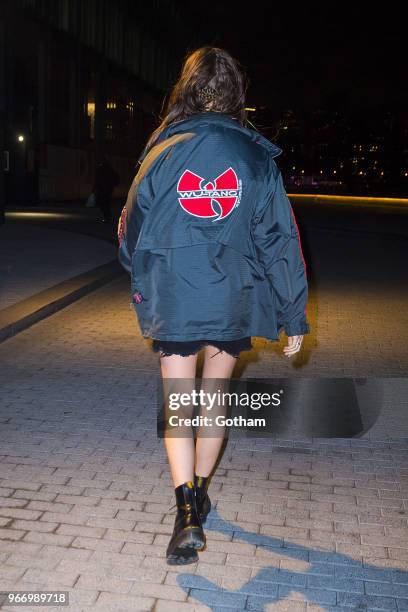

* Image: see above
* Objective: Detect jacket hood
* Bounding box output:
[142,111,283,162]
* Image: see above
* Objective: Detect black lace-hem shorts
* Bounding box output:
[151,337,253,359]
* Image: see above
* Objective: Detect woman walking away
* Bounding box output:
[117,46,311,564]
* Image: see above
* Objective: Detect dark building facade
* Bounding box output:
[0,0,196,209]
[250,107,408,197]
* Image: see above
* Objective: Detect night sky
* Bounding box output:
[183,3,406,113]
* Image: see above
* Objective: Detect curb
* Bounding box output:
[289,194,408,209]
[0,259,126,343]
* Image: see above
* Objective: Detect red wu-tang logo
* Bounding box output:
[177,167,242,221]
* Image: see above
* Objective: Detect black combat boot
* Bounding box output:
[166,480,205,565]
[194,474,211,524]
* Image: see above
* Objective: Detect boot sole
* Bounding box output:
[166,526,206,564]
[166,547,199,565]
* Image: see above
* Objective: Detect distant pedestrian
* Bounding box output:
[93,157,119,222]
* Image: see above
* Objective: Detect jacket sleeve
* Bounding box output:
[117,172,146,274]
[117,204,132,274]
[252,167,311,337]
[117,139,157,273]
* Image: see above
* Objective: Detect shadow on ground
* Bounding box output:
[176,506,407,610]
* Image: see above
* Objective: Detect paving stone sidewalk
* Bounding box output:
[0,222,117,311]
[0,268,408,611]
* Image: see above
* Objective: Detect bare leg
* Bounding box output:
[159,352,198,488]
[195,346,238,477]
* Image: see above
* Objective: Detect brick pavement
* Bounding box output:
[0,225,408,610]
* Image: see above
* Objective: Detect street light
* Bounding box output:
[17,135,25,142]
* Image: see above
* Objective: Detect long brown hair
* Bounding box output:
[144,46,249,152]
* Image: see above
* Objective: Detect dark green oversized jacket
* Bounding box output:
[118,111,310,341]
